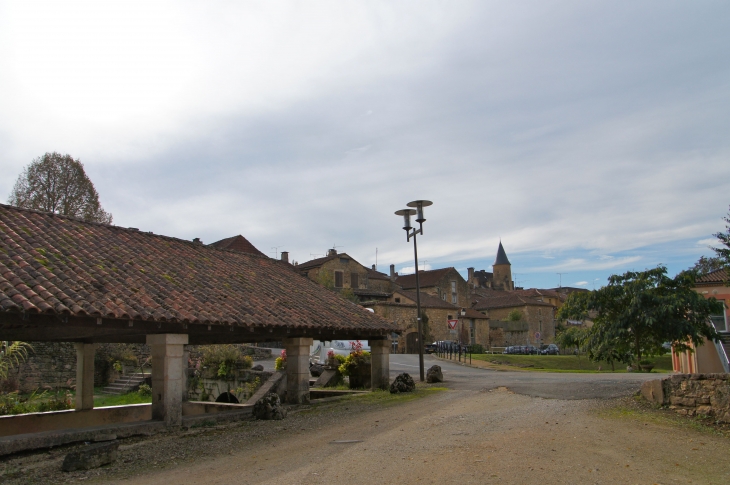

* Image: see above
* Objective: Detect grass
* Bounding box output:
[464,353,673,373]
[344,385,447,405]
[93,388,151,407]
[598,396,730,438]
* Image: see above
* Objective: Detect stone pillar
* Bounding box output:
[146,334,188,426]
[370,339,390,390]
[182,346,190,402]
[284,337,313,404]
[74,343,97,411]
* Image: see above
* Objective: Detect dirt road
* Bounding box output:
[4,385,730,484]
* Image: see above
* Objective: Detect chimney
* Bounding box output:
[193,238,202,245]
[327,248,337,256]
[468,267,474,284]
[389,264,395,281]
[372,264,376,270]
[280,251,289,264]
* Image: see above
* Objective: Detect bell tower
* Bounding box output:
[492,241,513,291]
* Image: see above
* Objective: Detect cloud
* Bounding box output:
[0,1,728,290]
[399,264,432,275]
[574,281,588,286]
[697,238,721,248]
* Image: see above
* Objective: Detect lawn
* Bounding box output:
[465,353,673,373]
[93,388,151,407]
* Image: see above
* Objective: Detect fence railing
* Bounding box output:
[709,321,730,373]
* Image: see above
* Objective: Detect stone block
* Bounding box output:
[390,373,416,394]
[62,441,119,472]
[314,369,343,388]
[641,379,665,405]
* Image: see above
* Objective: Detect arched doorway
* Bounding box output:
[406,332,419,354]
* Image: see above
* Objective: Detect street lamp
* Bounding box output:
[395,199,432,382]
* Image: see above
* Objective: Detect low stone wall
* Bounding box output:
[641,373,730,422]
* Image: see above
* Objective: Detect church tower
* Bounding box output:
[492,241,513,291]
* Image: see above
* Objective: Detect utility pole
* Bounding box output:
[556,273,564,288]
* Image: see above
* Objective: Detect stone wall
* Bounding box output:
[641,374,730,422]
[487,305,555,344]
[7,342,77,393]
[372,303,490,352]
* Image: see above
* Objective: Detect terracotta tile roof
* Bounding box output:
[208,235,266,257]
[696,268,729,286]
[393,290,459,309]
[472,292,554,311]
[513,288,566,301]
[395,268,454,289]
[462,308,488,320]
[296,253,345,271]
[367,268,390,281]
[0,204,397,333]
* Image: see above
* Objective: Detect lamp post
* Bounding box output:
[395,199,432,382]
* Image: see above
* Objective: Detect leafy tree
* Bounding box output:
[712,205,730,272]
[506,309,523,322]
[688,256,725,277]
[554,326,587,355]
[8,152,112,224]
[581,266,722,367]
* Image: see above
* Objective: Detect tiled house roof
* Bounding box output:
[472,293,554,311]
[395,268,453,289]
[296,253,342,271]
[0,204,397,335]
[394,289,459,309]
[208,235,265,257]
[513,288,566,301]
[367,268,390,281]
[696,268,729,286]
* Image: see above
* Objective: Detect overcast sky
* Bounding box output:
[1,1,728,289]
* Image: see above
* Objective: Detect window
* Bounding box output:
[470,319,475,344]
[451,281,457,304]
[351,273,359,288]
[339,257,349,264]
[452,294,457,304]
[395,297,401,303]
[442,294,447,300]
[334,271,343,288]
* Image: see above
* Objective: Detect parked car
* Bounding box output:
[524,345,539,355]
[424,343,437,354]
[540,344,560,355]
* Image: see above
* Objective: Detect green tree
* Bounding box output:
[689,255,725,276]
[506,309,523,322]
[712,206,730,273]
[8,152,112,224]
[582,266,722,367]
[554,326,587,355]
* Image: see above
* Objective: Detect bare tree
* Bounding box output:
[8,152,112,224]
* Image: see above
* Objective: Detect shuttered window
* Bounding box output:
[351,273,359,288]
[334,271,343,288]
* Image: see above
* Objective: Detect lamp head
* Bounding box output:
[394,209,417,231]
[407,200,432,224]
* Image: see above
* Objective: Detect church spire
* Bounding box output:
[494,241,510,266]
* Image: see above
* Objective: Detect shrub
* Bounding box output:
[470,344,485,354]
[137,383,152,397]
[338,342,371,377]
[201,345,253,378]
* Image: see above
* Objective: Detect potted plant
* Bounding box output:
[639,359,654,372]
[338,341,371,389]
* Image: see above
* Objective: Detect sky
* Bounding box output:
[1,1,728,290]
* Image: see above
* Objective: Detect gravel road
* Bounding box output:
[2,357,728,484]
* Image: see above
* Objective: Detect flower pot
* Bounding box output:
[348,364,372,389]
[640,365,654,372]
